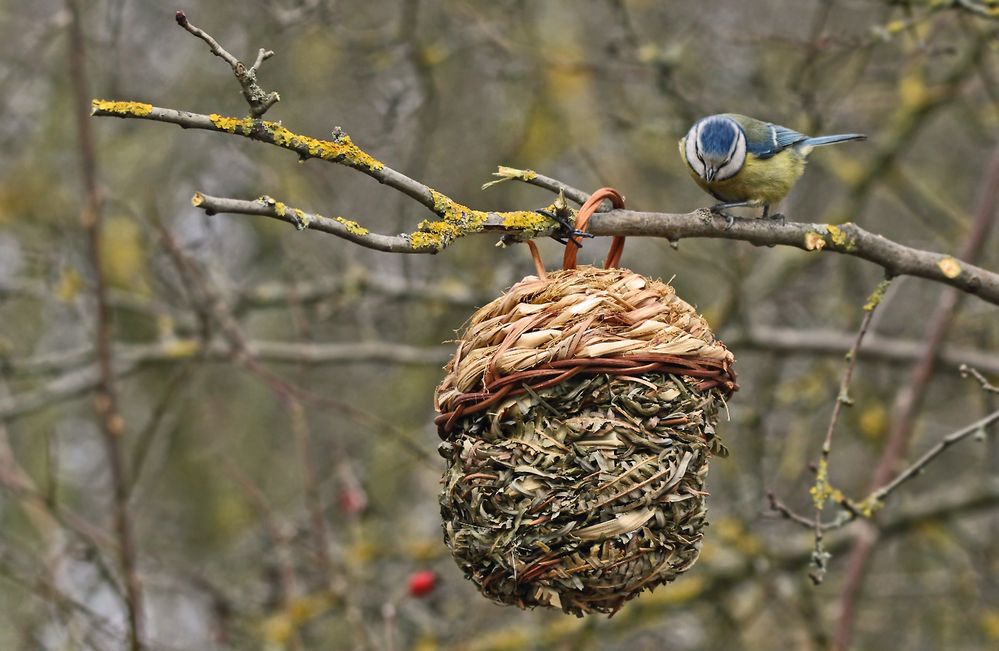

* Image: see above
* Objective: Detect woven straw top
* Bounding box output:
[436,266,734,413]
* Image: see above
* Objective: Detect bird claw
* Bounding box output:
[709,207,739,230]
[765,212,786,225]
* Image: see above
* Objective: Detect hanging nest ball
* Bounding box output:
[434,234,738,615]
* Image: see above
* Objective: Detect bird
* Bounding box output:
[678,113,865,225]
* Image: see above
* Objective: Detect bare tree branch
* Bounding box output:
[192,193,558,253]
[834,139,999,651]
[727,327,999,376]
[960,364,999,393]
[807,278,891,585]
[587,209,999,306]
[66,2,143,646]
[174,11,279,117]
[768,408,999,534]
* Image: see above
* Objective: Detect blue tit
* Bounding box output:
[678,114,865,223]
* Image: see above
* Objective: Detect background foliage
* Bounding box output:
[0,1,997,649]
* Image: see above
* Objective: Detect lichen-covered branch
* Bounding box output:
[91,99,999,303]
[585,209,999,306]
[91,102,561,251]
[807,278,891,585]
[191,193,560,253]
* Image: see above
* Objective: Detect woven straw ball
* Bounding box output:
[435,266,736,616]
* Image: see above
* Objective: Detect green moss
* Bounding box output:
[335,216,368,236]
[91,99,153,117]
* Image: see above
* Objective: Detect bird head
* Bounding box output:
[683,115,747,182]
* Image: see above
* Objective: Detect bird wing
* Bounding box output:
[747,123,809,160]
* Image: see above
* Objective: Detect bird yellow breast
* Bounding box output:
[678,137,807,206]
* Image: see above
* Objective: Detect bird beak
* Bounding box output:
[704,167,717,182]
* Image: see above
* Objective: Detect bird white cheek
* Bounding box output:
[715,137,746,181]
[684,134,705,177]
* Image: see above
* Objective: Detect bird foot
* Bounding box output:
[709,207,740,230]
[765,212,786,225]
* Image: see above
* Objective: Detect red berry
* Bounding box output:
[407,570,437,597]
[337,489,367,516]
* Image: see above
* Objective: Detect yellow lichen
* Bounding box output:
[809,458,845,509]
[91,99,153,117]
[863,278,892,311]
[273,201,287,217]
[260,121,384,171]
[209,113,254,135]
[291,208,311,230]
[824,223,858,252]
[826,224,847,247]
[335,216,369,236]
[409,190,488,250]
[852,495,884,518]
[500,209,553,231]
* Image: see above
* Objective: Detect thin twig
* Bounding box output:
[768,408,999,537]
[960,364,999,394]
[868,408,999,504]
[174,11,279,117]
[807,278,891,585]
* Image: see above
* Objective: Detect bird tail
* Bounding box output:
[802,133,866,148]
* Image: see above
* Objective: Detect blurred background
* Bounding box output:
[0,1,997,649]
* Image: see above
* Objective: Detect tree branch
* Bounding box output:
[191,193,558,253]
[768,408,999,534]
[92,101,999,303]
[807,278,891,584]
[174,11,279,117]
[727,327,999,375]
[66,2,143,647]
[586,209,999,306]
[0,340,451,421]
[835,139,999,650]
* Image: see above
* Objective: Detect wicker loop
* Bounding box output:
[562,187,627,270]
